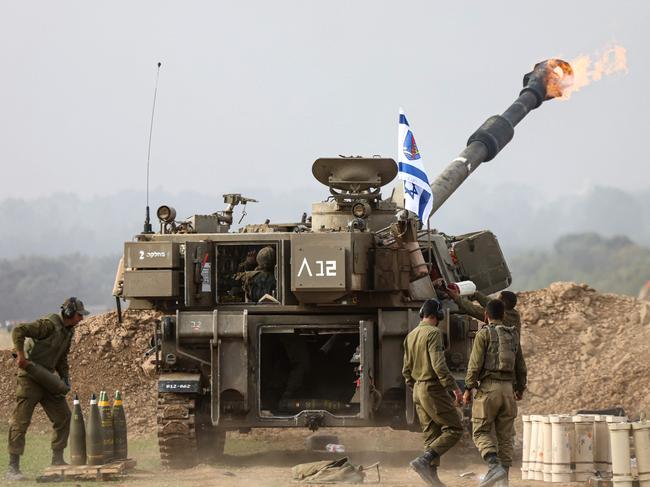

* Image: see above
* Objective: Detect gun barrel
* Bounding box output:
[428,59,573,217]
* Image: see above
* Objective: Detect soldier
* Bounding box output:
[448,289,520,331]
[403,299,463,487]
[227,249,258,300]
[242,246,277,302]
[6,297,88,481]
[237,249,258,272]
[463,299,527,487]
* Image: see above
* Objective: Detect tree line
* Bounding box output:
[508,233,650,296]
[0,254,119,322]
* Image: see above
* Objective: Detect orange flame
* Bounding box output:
[559,44,628,99]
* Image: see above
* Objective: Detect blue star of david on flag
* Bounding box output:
[404,182,418,198]
[397,108,433,221]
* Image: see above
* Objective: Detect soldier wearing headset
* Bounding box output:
[6,297,89,481]
[403,299,463,487]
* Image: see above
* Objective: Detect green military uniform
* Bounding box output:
[9,313,73,456]
[242,246,277,303]
[237,251,257,272]
[402,322,463,464]
[465,320,527,466]
[243,270,276,302]
[451,292,521,331]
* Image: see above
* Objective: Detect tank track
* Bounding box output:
[157,393,198,469]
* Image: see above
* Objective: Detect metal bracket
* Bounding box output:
[305,413,325,432]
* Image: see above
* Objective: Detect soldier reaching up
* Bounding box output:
[448,289,521,331]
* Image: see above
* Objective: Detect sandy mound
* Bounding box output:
[517,282,650,418]
[1,282,649,436]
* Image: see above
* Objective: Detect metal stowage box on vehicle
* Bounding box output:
[124,242,180,269]
[123,270,180,297]
[452,231,511,295]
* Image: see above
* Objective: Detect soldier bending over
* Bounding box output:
[6,297,88,481]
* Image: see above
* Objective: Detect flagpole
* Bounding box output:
[426,216,433,272]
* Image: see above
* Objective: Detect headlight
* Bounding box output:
[156,205,177,223]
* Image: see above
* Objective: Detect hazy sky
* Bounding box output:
[0,1,648,203]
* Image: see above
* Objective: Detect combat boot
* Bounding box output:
[51,449,68,466]
[479,453,506,487]
[409,451,447,486]
[6,453,25,481]
[494,466,509,486]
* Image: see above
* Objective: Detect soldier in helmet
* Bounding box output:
[6,297,89,481]
[403,299,464,487]
[463,299,527,487]
[228,249,258,300]
[448,289,520,331]
[242,246,277,302]
[238,249,258,273]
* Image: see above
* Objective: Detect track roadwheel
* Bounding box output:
[157,393,198,469]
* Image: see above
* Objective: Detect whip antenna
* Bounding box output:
[143,61,162,234]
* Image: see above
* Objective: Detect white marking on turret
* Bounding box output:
[297,257,313,277]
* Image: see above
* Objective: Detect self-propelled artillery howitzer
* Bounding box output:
[113,59,574,468]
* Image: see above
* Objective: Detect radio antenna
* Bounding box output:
[143,61,162,234]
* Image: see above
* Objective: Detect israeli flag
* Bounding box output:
[398,108,433,222]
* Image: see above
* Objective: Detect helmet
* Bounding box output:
[256,246,276,271]
[61,297,90,318]
[419,299,444,321]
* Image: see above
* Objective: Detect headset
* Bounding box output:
[419,299,445,321]
[61,297,79,319]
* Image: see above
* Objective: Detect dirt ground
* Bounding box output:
[0,330,12,349]
[120,461,564,487]
[1,423,573,486]
[110,427,573,487]
[84,427,578,487]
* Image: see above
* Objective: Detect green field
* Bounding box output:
[0,426,161,486]
[0,426,298,487]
